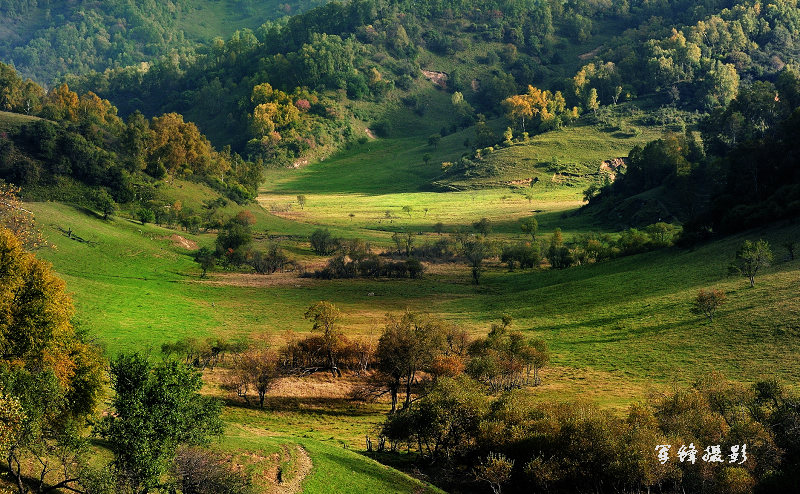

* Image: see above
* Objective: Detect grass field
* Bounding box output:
[30,199,800,393]
[0,110,41,132]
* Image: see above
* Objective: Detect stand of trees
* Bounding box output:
[0,222,233,493]
[379,374,800,493]
[588,68,800,237]
[0,193,239,493]
[0,63,260,212]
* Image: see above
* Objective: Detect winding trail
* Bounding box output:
[277,444,313,494]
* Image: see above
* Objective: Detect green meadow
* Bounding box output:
[25,115,800,492]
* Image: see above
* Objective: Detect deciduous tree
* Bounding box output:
[101,353,223,493]
[304,301,344,377]
[0,228,104,494]
[730,239,772,287]
[692,289,726,322]
[0,183,44,249]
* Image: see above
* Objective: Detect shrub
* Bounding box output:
[309,228,339,255]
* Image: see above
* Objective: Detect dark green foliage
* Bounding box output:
[500,242,540,271]
[730,239,773,287]
[194,247,216,278]
[93,188,117,220]
[591,72,800,236]
[472,217,492,237]
[100,353,223,493]
[310,228,339,255]
[382,376,487,459]
[0,0,326,84]
[466,317,549,391]
[380,374,798,493]
[313,254,424,280]
[0,63,260,209]
[136,207,155,225]
[785,241,797,261]
[463,238,489,284]
[547,228,571,269]
[620,133,694,195]
[250,243,289,274]
[376,312,460,413]
[215,212,254,266]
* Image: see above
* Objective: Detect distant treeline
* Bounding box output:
[0,0,330,83]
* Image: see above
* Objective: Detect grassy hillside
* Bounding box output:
[433,115,663,190]
[30,199,800,395]
[218,431,443,493]
[0,109,40,132]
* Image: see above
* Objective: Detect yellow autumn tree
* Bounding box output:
[503,85,572,134]
[0,227,105,491]
[0,183,45,249]
[502,94,534,133]
[41,83,80,121]
[149,113,224,177]
[78,91,123,128]
[250,83,300,140]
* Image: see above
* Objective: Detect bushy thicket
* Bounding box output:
[590,69,800,237]
[380,374,800,493]
[0,63,260,208]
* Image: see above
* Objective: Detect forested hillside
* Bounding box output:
[55,0,800,167]
[0,62,261,220]
[0,0,328,83]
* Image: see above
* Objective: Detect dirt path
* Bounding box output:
[277,444,313,494]
[578,45,604,60]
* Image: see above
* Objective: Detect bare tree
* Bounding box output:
[230,348,279,408]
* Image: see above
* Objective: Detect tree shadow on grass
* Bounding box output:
[306,448,440,493]
[222,396,382,418]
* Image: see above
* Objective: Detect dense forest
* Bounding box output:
[2,0,800,237]
[48,0,800,166]
[0,0,328,83]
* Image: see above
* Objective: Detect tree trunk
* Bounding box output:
[403,373,413,410]
[390,387,398,414]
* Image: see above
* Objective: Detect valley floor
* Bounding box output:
[24,124,800,493]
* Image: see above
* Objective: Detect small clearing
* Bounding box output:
[421,70,448,88]
[578,45,604,60]
[170,234,198,250]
